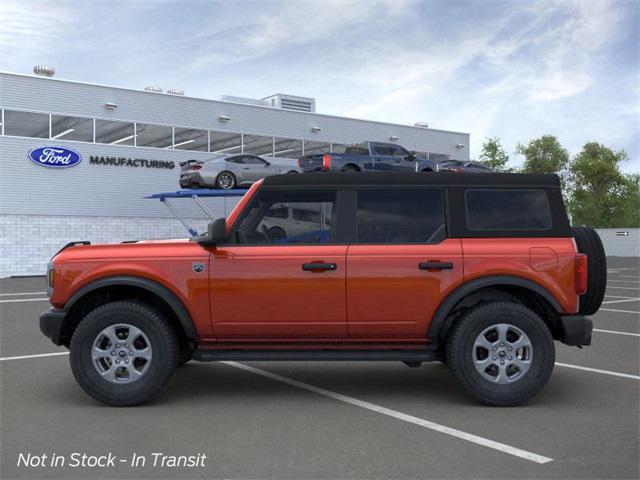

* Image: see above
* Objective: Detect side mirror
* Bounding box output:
[406,151,417,161]
[193,218,227,246]
[264,161,271,167]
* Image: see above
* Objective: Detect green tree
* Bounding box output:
[479,137,510,171]
[516,135,570,174]
[567,142,637,227]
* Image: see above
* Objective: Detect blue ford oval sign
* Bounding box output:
[28,146,82,168]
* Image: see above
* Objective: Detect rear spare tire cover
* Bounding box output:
[572,226,607,315]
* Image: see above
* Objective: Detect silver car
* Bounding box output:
[179,154,300,189]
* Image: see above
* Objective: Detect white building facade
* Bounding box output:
[0,72,470,277]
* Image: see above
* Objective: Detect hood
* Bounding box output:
[52,238,199,263]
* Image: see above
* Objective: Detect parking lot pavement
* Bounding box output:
[1,258,638,479]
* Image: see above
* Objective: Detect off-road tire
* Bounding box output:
[446,301,555,406]
[69,301,178,407]
[572,226,607,315]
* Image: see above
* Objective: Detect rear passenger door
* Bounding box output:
[346,188,464,339]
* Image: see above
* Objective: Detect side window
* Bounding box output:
[356,189,446,244]
[390,145,409,157]
[226,156,244,164]
[465,189,552,230]
[236,191,335,244]
[242,155,266,165]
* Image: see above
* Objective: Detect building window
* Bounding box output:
[51,114,93,142]
[356,189,446,244]
[210,131,243,154]
[243,134,274,156]
[3,110,49,138]
[173,127,208,151]
[95,119,135,145]
[303,140,331,155]
[135,123,173,148]
[273,137,303,158]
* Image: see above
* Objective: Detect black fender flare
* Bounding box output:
[65,276,197,339]
[427,275,563,341]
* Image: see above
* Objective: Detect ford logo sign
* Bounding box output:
[28,146,82,168]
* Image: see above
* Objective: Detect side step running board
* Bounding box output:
[193,349,437,362]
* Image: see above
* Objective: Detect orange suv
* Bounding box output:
[39,173,606,406]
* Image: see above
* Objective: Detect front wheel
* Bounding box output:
[446,301,554,406]
[69,301,178,406]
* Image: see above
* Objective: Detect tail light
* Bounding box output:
[575,253,588,295]
[297,159,302,168]
[192,165,202,170]
[322,154,332,171]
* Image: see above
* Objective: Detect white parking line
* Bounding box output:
[608,280,640,284]
[0,297,49,304]
[0,292,46,296]
[618,275,640,279]
[602,297,640,305]
[600,308,640,314]
[606,285,640,291]
[223,361,553,464]
[593,328,640,337]
[0,352,69,362]
[556,363,640,380]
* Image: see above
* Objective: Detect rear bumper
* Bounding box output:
[558,315,593,346]
[39,308,68,346]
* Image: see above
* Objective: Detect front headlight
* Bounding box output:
[46,262,55,297]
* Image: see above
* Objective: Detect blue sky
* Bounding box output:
[1,0,638,171]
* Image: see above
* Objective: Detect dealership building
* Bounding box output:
[0,69,470,277]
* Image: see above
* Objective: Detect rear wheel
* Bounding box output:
[268,226,287,241]
[341,165,359,172]
[215,171,236,190]
[572,226,607,315]
[446,301,554,406]
[69,301,178,406]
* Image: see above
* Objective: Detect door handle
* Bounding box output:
[419,261,453,271]
[302,263,337,271]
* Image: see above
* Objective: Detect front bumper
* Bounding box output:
[39,308,68,346]
[558,315,593,346]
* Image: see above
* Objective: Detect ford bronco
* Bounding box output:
[39,173,606,407]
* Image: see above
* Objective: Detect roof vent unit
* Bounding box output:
[33,65,55,77]
[167,89,184,95]
[262,94,316,113]
[144,85,163,93]
[414,122,429,128]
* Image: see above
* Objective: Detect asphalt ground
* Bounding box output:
[1,257,638,479]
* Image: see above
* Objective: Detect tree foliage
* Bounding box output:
[479,137,510,171]
[516,135,570,175]
[567,143,638,227]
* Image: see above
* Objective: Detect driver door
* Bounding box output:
[209,188,347,340]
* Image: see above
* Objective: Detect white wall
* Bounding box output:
[595,228,640,257]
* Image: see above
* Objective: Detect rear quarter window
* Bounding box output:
[465,189,552,231]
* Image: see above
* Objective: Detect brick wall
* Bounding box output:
[0,214,210,277]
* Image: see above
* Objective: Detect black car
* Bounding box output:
[438,160,493,173]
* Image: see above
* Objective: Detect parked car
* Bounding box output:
[297,141,438,173]
[40,172,606,407]
[262,204,332,242]
[179,154,300,189]
[437,159,493,173]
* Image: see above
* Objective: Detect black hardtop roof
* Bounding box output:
[263,172,561,188]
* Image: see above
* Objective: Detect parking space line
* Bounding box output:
[593,328,640,337]
[556,363,640,380]
[0,297,49,304]
[0,292,46,296]
[0,352,69,362]
[604,295,637,299]
[606,286,640,291]
[602,297,640,305]
[618,275,640,279]
[608,280,640,285]
[600,308,640,314]
[222,361,553,464]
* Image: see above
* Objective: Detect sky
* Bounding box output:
[1,0,638,171]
